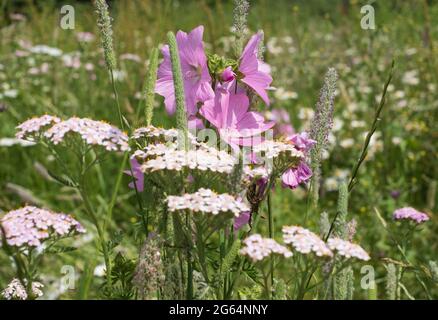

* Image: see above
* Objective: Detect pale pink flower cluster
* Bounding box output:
[141,146,235,174]
[243,165,270,180]
[327,237,370,261]
[44,117,130,152]
[282,226,333,257]
[2,279,44,300]
[16,115,61,139]
[252,140,304,160]
[240,234,292,262]
[132,126,179,140]
[1,206,85,247]
[16,116,129,152]
[132,126,201,148]
[393,207,429,224]
[166,188,249,216]
[143,143,172,157]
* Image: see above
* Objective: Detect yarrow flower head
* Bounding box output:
[282,226,333,257]
[2,279,44,300]
[139,144,236,174]
[166,188,249,217]
[252,139,304,161]
[393,207,429,224]
[132,126,179,141]
[156,26,214,117]
[131,125,199,147]
[251,139,304,176]
[327,237,370,261]
[242,164,270,186]
[44,117,130,152]
[1,206,85,247]
[16,116,129,152]
[240,234,292,262]
[16,115,61,140]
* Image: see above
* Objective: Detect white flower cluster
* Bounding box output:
[242,165,270,184]
[2,279,44,300]
[1,206,86,247]
[132,126,201,147]
[253,140,304,160]
[44,117,130,152]
[16,115,130,152]
[166,188,249,217]
[144,143,175,156]
[141,146,235,174]
[327,237,370,261]
[240,234,292,262]
[16,115,61,139]
[132,126,179,140]
[282,226,333,257]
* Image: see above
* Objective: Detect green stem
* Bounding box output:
[78,185,112,290]
[110,70,127,131]
[348,60,394,192]
[78,148,112,292]
[104,151,129,231]
[267,191,274,299]
[227,175,276,298]
[186,212,193,300]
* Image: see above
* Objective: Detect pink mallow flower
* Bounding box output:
[221,66,236,82]
[393,207,429,224]
[200,85,275,149]
[281,162,312,189]
[266,108,295,138]
[234,211,251,232]
[124,158,144,192]
[238,32,273,105]
[290,132,316,153]
[156,26,214,118]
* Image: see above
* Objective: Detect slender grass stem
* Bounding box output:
[104,151,129,232]
[322,61,395,245]
[78,185,111,290]
[186,211,193,300]
[348,60,394,192]
[267,191,274,299]
[110,70,128,131]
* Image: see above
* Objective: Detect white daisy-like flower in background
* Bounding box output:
[29,44,62,57]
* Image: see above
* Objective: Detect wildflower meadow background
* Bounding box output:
[0,0,437,300]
